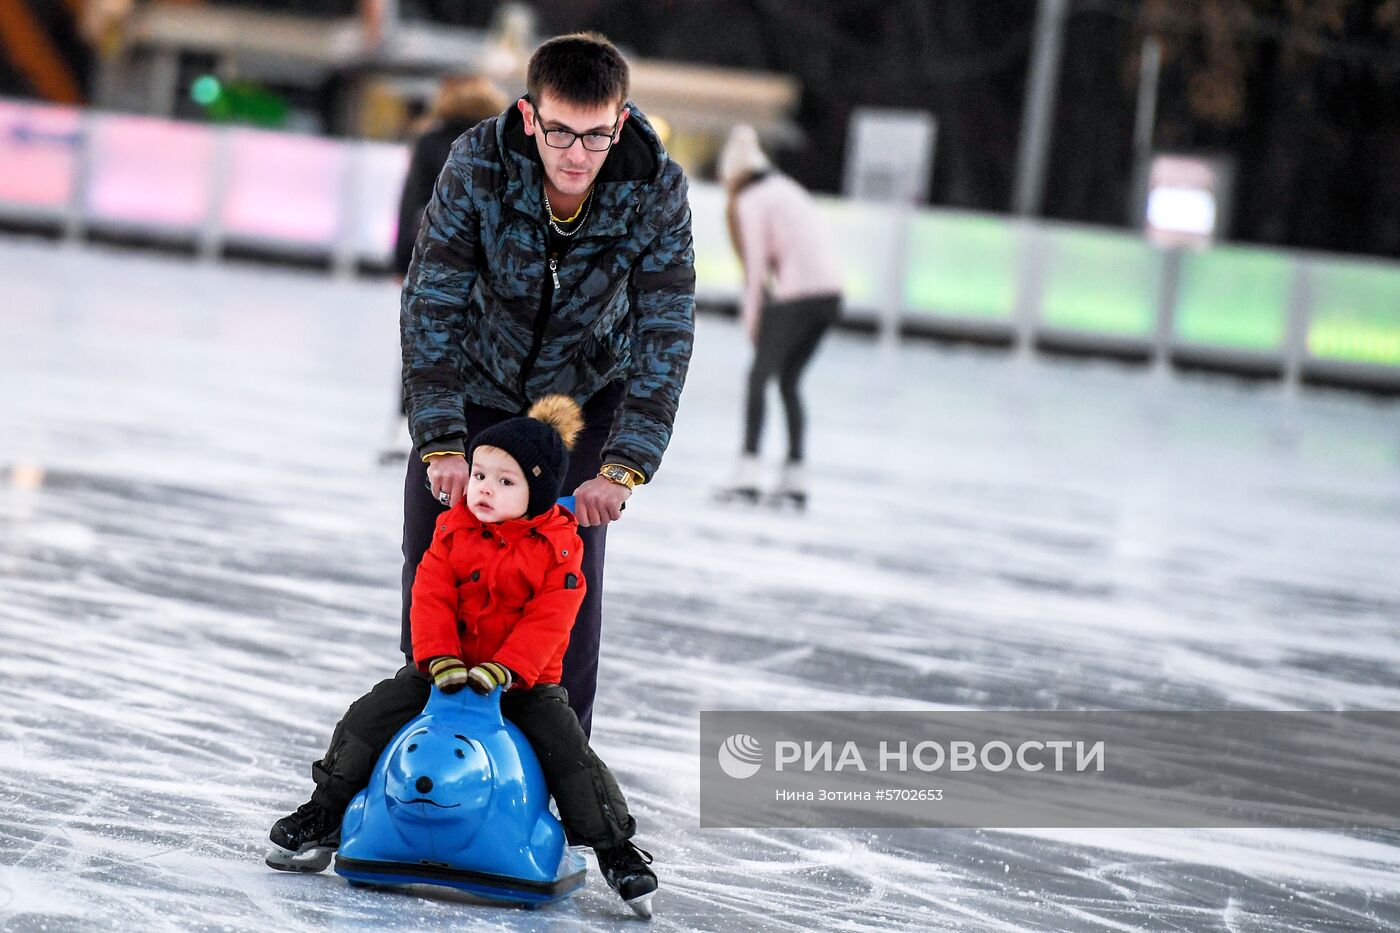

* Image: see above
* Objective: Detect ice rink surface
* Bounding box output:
[2,236,1400,931]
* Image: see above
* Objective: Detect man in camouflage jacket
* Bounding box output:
[399,33,694,735]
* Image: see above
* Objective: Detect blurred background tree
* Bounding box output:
[1132,0,1400,254]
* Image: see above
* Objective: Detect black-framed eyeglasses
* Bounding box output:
[532,104,620,152]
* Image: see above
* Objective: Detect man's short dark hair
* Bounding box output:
[526,32,630,110]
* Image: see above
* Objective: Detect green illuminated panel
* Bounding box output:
[1308,261,1400,366]
[694,251,742,293]
[688,183,743,296]
[819,199,901,309]
[1040,227,1160,337]
[903,212,1017,320]
[1174,247,1291,351]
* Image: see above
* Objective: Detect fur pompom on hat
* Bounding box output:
[469,395,584,518]
[717,124,772,190]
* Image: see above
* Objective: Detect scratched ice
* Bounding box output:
[2,236,1400,931]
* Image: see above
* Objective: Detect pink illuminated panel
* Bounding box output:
[85,115,215,230]
[222,129,348,248]
[0,100,80,215]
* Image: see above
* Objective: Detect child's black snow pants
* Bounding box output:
[308,664,635,850]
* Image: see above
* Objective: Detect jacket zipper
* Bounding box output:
[517,252,557,399]
[506,197,624,399]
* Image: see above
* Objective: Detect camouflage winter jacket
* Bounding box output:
[400,101,695,481]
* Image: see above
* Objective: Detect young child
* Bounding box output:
[266,395,658,914]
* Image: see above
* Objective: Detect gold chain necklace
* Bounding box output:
[542,184,593,237]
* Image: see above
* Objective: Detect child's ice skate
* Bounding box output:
[713,454,761,505]
[766,461,807,511]
[597,840,658,918]
[265,801,340,873]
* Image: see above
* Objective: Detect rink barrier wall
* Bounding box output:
[2,97,1398,391]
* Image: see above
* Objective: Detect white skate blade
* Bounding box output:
[264,843,334,873]
[712,486,760,505]
[764,491,806,511]
[625,890,655,919]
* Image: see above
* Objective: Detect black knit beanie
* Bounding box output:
[468,395,584,518]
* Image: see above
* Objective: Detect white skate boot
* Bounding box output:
[713,454,761,505]
[768,461,807,511]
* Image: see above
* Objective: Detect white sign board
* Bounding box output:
[1144,152,1233,248]
[842,108,936,205]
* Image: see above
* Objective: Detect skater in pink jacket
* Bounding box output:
[715,124,843,509]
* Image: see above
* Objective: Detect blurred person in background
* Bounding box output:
[393,74,507,277]
[400,33,694,753]
[715,124,842,510]
[379,73,507,463]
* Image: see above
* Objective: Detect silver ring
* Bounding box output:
[437,492,451,505]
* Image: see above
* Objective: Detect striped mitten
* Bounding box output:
[466,661,514,695]
[429,656,469,694]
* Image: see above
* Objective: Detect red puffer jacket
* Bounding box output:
[411,504,586,688]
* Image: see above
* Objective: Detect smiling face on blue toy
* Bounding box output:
[385,725,495,832]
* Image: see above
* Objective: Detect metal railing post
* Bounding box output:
[1151,247,1183,377]
[1281,258,1312,396]
[1012,219,1045,361]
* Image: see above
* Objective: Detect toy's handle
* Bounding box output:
[556,495,624,514]
[426,493,620,515]
[429,681,506,726]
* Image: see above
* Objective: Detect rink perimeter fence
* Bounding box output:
[3,97,1399,392]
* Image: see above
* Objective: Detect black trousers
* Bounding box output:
[743,293,841,462]
[401,381,623,737]
[310,665,635,850]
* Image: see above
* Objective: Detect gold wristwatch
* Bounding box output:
[598,463,644,490]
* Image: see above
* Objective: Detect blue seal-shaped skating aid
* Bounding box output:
[334,685,587,906]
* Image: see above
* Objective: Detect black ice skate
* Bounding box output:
[265,801,340,873]
[596,840,658,919]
